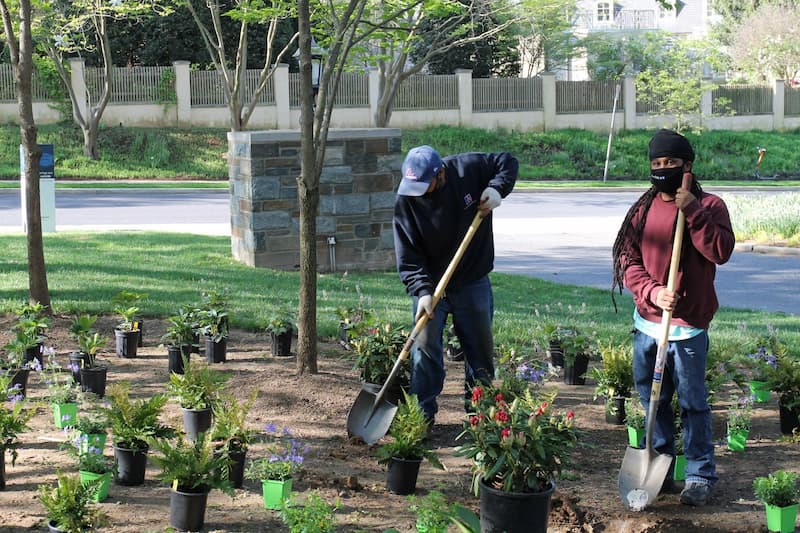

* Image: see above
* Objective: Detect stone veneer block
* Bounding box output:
[227,128,402,271]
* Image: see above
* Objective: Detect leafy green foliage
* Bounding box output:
[408,490,454,533]
[351,322,410,385]
[264,307,296,335]
[279,491,339,533]
[38,472,104,533]
[103,383,174,451]
[151,433,234,496]
[244,424,306,481]
[624,395,645,431]
[590,342,634,400]
[209,392,257,453]
[727,396,753,433]
[0,374,36,465]
[376,391,443,469]
[167,358,228,410]
[753,470,800,507]
[161,308,197,347]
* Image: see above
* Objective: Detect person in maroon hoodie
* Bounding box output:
[611,129,735,507]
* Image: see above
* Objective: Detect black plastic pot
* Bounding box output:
[68,352,88,384]
[80,365,108,398]
[386,456,422,495]
[137,318,144,347]
[563,353,589,385]
[6,368,30,398]
[115,329,139,358]
[270,331,292,357]
[605,395,628,425]
[214,447,247,489]
[779,401,800,435]
[170,487,209,532]
[182,407,213,440]
[548,341,564,368]
[479,478,554,533]
[23,342,43,370]
[167,345,191,375]
[114,444,148,486]
[205,336,227,364]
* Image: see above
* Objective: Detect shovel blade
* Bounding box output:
[346,387,398,445]
[618,446,673,511]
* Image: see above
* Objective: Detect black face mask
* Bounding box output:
[650,166,683,194]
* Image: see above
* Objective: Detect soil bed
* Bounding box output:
[1,315,796,532]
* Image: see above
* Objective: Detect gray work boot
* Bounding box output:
[680,481,711,506]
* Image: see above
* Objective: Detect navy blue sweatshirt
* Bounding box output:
[393,152,518,298]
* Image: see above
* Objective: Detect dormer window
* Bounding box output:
[597,1,611,21]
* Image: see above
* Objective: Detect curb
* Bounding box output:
[734,243,800,256]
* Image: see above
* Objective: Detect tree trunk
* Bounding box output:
[295,0,318,375]
[82,125,99,160]
[14,0,51,307]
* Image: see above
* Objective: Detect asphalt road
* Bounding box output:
[0,188,797,316]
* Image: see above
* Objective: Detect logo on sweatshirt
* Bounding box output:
[464,193,475,208]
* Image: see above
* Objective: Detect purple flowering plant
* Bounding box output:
[244,424,308,481]
[0,374,36,466]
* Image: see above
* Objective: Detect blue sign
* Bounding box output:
[19,143,55,179]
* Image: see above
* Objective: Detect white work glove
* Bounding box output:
[415,294,434,322]
[479,187,502,214]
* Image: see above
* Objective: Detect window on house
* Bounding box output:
[597,2,610,22]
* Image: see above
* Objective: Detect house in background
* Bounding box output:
[556,0,719,80]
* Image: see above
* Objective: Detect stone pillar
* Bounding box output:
[68,58,87,121]
[456,69,473,126]
[774,79,785,130]
[226,128,403,271]
[172,61,191,126]
[274,64,291,129]
[623,76,637,130]
[541,72,556,132]
[701,78,713,120]
[368,68,380,128]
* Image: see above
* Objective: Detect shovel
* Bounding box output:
[347,212,484,444]
[618,173,691,511]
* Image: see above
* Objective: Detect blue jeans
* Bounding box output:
[633,329,717,486]
[411,276,494,419]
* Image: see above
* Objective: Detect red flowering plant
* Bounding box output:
[455,380,577,495]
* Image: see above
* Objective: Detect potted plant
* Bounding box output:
[727,396,753,452]
[334,304,373,347]
[559,326,595,385]
[376,391,444,495]
[740,330,781,403]
[624,395,646,448]
[351,322,410,404]
[753,470,800,533]
[71,412,109,454]
[161,309,196,374]
[113,305,141,358]
[38,472,105,533]
[68,314,98,384]
[455,381,577,533]
[443,318,464,362]
[111,290,147,348]
[12,316,48,369]
[0,373,36,489]
[762,342,800,435]
[151,433,234,532]
[197,307,229,364]
[245,423,307,510]
[264,307,295,357]
[2,337,37,397]
[43,354,80,429]
[407,490,454,533]
[75,325,109,399]
[209,392,257,488]
[167,358,228,440]
[62,439,116,503]
[536,322,565,368]
[589,342,634,424]
[103,383,174,486]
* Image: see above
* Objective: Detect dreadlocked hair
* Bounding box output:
[610,180,704,313]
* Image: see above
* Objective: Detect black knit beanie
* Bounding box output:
[648,129,695,162]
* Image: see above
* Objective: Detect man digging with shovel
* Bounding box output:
[393,146,518,435]
[612,129,735,509]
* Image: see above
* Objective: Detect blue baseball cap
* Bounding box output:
[398,145,443,196]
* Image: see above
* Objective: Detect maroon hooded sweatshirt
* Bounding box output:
[622,190,735,330]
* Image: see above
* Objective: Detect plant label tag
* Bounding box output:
[172,479,178,491]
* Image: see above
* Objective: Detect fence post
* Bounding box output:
[68,58,87,121]
[368,68,380,128]
[172,61,191,126]
[456,69,472,127]
[701,79,712,124]
[773,79,785,131]
[274,63,290,129]
[541,72,556,131]
[623,76,636,131]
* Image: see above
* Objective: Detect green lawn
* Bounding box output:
[1,232,796,353]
